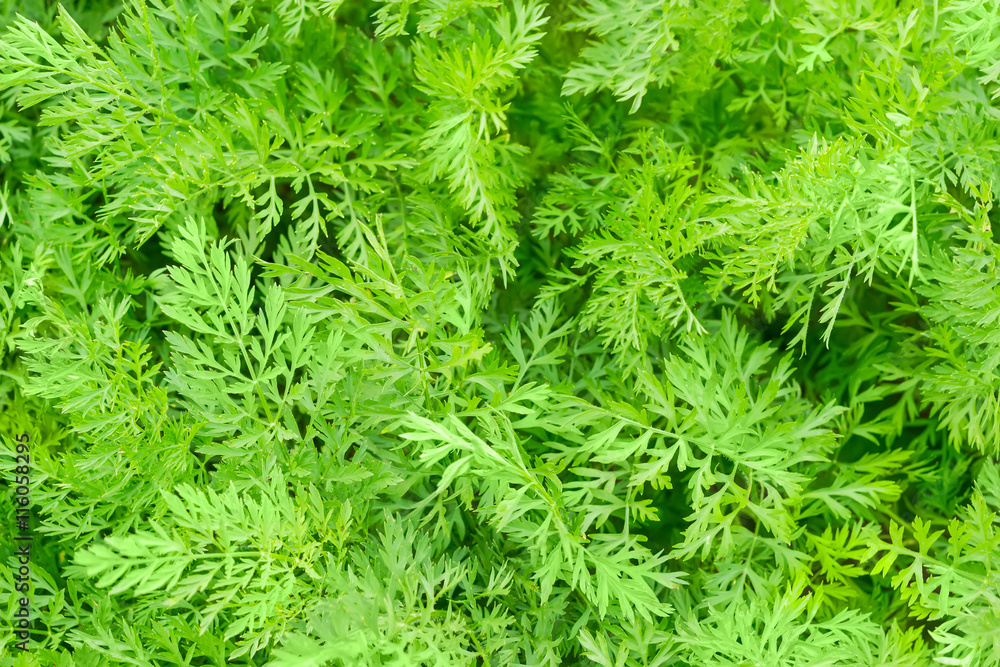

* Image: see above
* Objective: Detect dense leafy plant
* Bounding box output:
[1,0,1000,664]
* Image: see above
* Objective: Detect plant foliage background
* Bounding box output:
[1,0,1000,664]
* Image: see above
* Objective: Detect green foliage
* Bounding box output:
[1,0,999,664]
